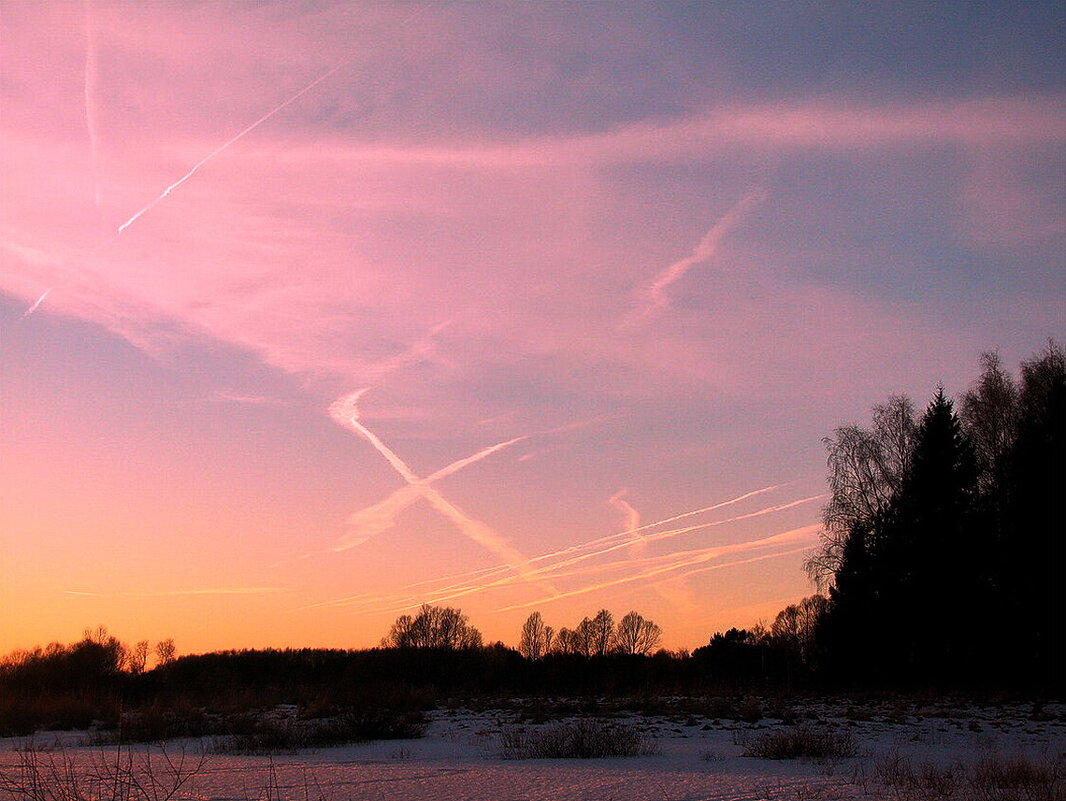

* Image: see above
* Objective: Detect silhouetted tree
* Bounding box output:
[518,612,554,660]
[552,627,581,655]
[127,640,149,675]
[383,605,483,649]
[615,611,662,655]
[155,638,177,668]
[806,396,917,589]
[588,610,616,656]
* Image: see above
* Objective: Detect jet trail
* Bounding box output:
[117,61,346,234]
[317,491,822,616]
[631,189,768,324]
[21,289,52,319]
[83,0,102,210]
[302,483,791,613]
[498,524,820,611]
[335,433,527,551]
[330,391,553,594]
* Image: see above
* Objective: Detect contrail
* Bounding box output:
[330,390,553,594]
[407,495,825,607]
[315,491,822,616]
[334,433,527,551]
[83,0,102,211]
[302,483,790,613]
[607,489,644,557]
[498,524,820,611]
[631,189,768,324]
[117,61,346,234]
[21,289,52,319]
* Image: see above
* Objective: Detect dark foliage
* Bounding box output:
[816,343,1065,689]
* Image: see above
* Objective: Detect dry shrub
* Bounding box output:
[743,725,857,760]
[0,741,206,801]
[875,750,1066,801]
[501,719,655,759]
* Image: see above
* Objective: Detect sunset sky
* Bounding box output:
[2,2,1063,657]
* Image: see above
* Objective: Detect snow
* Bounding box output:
[1,701,1063,800]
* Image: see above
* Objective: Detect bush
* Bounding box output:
[501,719,655,759]
[742,725,857,760]
[0,741,207,801]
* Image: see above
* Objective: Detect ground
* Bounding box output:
[1,699,1063,800]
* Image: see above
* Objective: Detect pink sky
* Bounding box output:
[1,2,1063,656]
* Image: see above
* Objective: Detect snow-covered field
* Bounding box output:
[1,701,1063,800]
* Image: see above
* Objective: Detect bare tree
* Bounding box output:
[572,617,595,657]
[126,640,149,675]
[961,352,1019,492]
[384,604,483,649]
[588,609,616,656]
[614,611,662,655]
[518,612,554,660]
[552,627,581,655]
[770,595,827,662]
[806,395,917,588]
[155,638,177,667]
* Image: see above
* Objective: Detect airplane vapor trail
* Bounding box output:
[117,61,346,234]
[402,496,824,607]
[21,289,52,319]
[498,524,821,611]
[330,391,553,594]
[83,0,102,211]
[326,493,823,616]
[631,189,768,323]
[334,433,527,551]
[301,483,791,614]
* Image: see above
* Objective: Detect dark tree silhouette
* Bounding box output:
[518,612,554,660]
[615,611,662,656]
[383,604,483,649]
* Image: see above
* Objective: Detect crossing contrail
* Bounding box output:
[117,61,346,234]
[330,390,554,594]
[335,433,528,551]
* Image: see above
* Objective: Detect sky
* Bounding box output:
[1,1,1064,657]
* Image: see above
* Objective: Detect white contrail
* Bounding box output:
[117,61,346,234]
[302,483,790,613]
[21,289,52,319]
[498,524,820,611]
[334,433,527,551]
[631,189,768,323]
[330,390,553,593]
[83,0,102,210]
[317,491,822,616]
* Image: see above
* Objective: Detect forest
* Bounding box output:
[2,343,1062,742]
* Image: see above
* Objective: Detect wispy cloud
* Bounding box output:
[65,587,285,597]
[607,489,644,557]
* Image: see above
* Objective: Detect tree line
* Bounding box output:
[809,342,1064,686]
